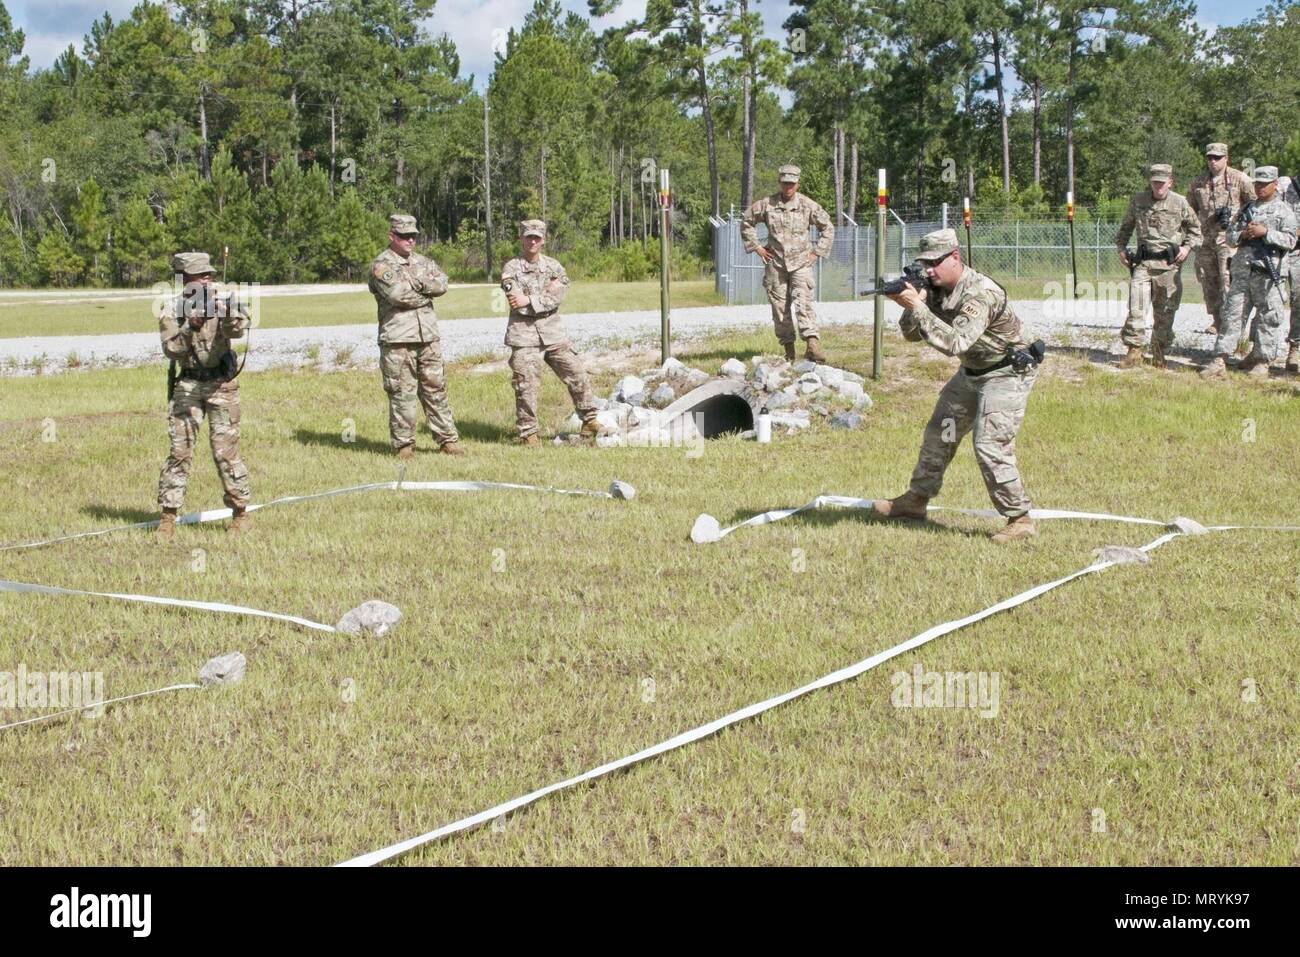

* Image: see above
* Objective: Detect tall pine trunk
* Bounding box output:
[847,137,858,222]
[992,30,1010,195]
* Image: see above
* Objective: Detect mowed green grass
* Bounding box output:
[0,281,722,340]
[1,326,1298,866]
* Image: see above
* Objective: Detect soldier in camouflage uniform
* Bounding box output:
[1201,167,1299,380]
[873,229,1041,544]
[369,214,463,459]
[1114,164,1202,369]
[1282,175,1300,374]
[156,251,251,539]
[1187,144,1255,335]
[740,164,834,363]
[501,220,599,446]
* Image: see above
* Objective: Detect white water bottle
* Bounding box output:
[756,406,772,443]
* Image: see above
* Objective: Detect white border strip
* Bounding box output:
[0,683,202,732]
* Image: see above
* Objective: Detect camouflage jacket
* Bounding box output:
[501,254,570,348]
[900,266,1026,371]
[159,289,248,370]
[368,247,448,344]
[1187,166,1255,247]
[1115,189,1202,267]
[1282,177,1300,259]
[1227,194,1298,264]
[740,192,834,270]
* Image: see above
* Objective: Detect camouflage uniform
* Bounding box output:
[157,263,251,511]
[1212,168,1298,364]
[1282,176,1300,352]
[740,165,834,349]
[501,221,597,439]
[1187,148,1255,328]
[898,230,1037,518]
[1114,165,1202,352]
[368,214,459,450]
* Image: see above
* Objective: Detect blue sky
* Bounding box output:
[7,0,1272,85]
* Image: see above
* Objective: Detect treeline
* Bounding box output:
[0,0,1297,287]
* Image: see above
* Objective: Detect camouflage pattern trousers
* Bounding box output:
[1121,263,1183,349]
[1288,253,1300,344]
[908,366,1037,518]
[1213,259,1289,362]
[1194,244,1232,325]
[508,343,598,438]
[158,377,250,510]
[380,341,459,449]
[763,261,818,346]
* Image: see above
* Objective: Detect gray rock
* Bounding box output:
[608,480,637,500]
[683,369,711,390]
[764,391,797,410]
[793,359,818,374]
[852,393,874,410]
[1094,545,1150,565]
[840,370,866,385]
[780,383,799,396]
[199,651,246,687]
[798,380,821,395]
[719,357,747,377]
[829,411,862,430]
[564,411,583,431]
[815,365,845,387]
[833,380,864,401]
[812,404,829,416]
[660,356,689,377]
[335,600,403,637]
[625,391,647,407]
[771,411,810,430]
[612,375,646,402]
[650,383,676,407]
[1170,516,1208,535]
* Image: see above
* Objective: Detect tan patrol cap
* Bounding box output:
[171,251,216,276]
[778,164,801,183]
[389,213,418,235]
[915,228,960,262]
[519,219,547,238]
[1204,143,1228,157]
[1148,163,1173,183]
[1252,165,1278,183]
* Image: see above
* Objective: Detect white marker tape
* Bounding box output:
[345,516,1300,867]
[0,683,201,732]
[1,478,634,553]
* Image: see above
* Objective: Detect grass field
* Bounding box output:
[1,325,1298,865]
[0,280,724,340]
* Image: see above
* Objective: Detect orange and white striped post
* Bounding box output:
[1066,191,1080,297]
[962,196,973,268]
[874,169,887,379]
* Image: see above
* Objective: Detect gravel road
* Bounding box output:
[0,293,1219,376]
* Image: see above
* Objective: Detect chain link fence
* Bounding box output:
[711,212,1128,305]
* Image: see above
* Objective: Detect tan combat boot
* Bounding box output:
[156,507,178,540]
[1199,356,1227,380]
[1118,346,1144,369]
[1150,341,1166,369]
[228,507,251,535]
[439,441,466,457]
[872,491,929,520]
[783,342,797,362]
[396,444,415,460]
[515,434,540,447]
[990,514,1036,544]
[804,336,827,364]
[580,418,601,440]
[1286,343,1299,374]
[1245,361,1269,379]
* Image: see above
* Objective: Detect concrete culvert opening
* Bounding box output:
[659,379,756,439]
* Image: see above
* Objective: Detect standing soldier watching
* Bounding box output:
[740,164,834,363]
[156,251,251,539]
[873,229,1043,544]
[1200,167,1298,380]
[369,214,464,459]
[500,220,600,446]
[1114,164,1201,369]
[1282,175,1300,374]
[1187,144,1255,335]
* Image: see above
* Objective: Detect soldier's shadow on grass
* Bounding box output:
[455,418,515,443]
[679,346,765,367]
[292,428,392,456]
[81,504,158,525]
[725,506,980,538]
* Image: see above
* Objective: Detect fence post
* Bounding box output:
[1095,219,1101,285]
[1015,220,1020,279]
[852,224,859,300]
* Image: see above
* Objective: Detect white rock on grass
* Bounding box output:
[841,369,866,385]
[719,357,747,377]
[650,383,676,407]
[764,391,797,410]
[611,375,645,402]
[335,600,403,637]
[771,411,810,429]
[833,380,864,400]
[793,359,818,374]
[853,393,874,410]
[829,411,862,430]
[198,651,246,687]
[661,357,689,377]
[1094,545,1151,565]
[798,380,821,395]
[815,365,845,387]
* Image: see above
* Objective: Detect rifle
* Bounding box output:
[860,262,931,297]
[1236,202,1285,288]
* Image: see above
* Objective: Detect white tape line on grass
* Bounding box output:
[0,479,632,553]
[689,494,1191,543]
[0,578,338,632]
[0,683,202,732]
[337,526,1200,867]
